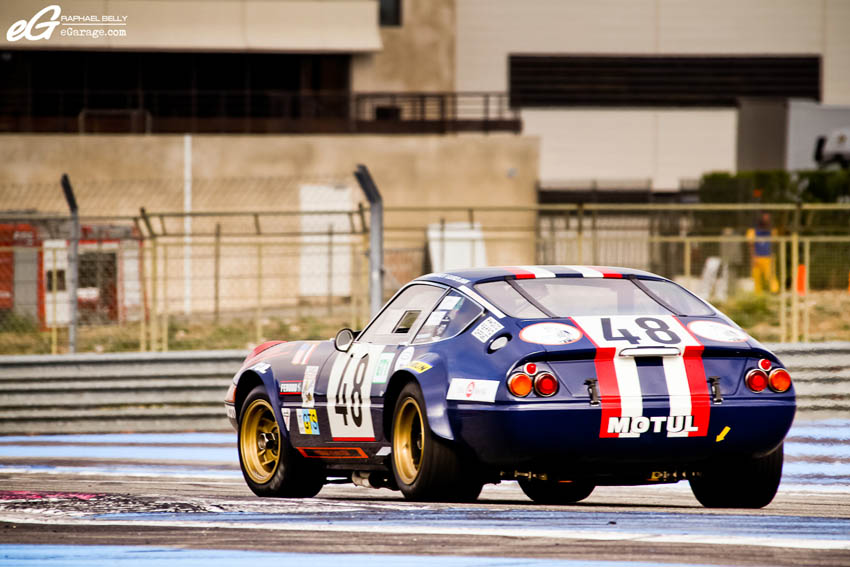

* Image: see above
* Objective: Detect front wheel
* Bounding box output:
[391,382,482,502]
[689,443,784,508]
[238,385,324,498]
[518,478,595,504]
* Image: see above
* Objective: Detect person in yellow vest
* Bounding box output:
[746,212,779,294]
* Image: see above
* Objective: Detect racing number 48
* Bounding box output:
[600,317,680,345]
[335,354,368,426]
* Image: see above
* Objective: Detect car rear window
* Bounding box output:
[475,278,714,318]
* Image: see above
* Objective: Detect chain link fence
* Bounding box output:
[0,173,369,354]
[1,190,849,353]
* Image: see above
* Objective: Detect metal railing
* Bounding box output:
[2,202,849,354]
[0,90,520,134]
[0,343,844,434]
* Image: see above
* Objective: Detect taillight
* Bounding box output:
[768,368,792,393]
[758,358,772,371]
[534,373,559,397]
[746,369,768,392]
[524,363,538,375]
[508,373,533,397]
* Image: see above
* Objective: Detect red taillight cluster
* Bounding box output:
[746,359,792,393]
[508,363,559,398]
[768,368,792,393]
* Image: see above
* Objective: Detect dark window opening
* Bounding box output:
[393,310,421,333]
[46,270,66,292]
[79,252,116,289]
[375,105,401,120]
[380,0,402,26]
[509,55,821,107]
[0,50,351,131]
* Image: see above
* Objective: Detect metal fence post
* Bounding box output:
[440,218,446,270]
[60,174,79,353]
[803,238,810,342]
[327,225,334,316]
[162,242,169,352]
[791,231,800,343]
[576,204,584,264]
[150,239,159,351]
[214,223,221,323]
[256,241,263,344]
[139,243,147,352]
[779,237,787,343]
[354,164,383,317]
[50,247,58,355]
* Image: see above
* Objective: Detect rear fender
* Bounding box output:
[383,355,455,442]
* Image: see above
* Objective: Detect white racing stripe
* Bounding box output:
[612,357,642,438]
[517,265,557,278]
[662,356,693,438]
[2,515,848,551]
[561,265,604,278]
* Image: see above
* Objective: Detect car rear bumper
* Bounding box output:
[448,397,795,470]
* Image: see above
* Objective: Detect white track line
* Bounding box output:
[2,515,848,551]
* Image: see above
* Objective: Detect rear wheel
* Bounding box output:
[689,443,784,508]
[518,478,595,504]
[391,382,482,502]
[238,385,324,498]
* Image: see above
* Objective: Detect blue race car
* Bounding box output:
[225,266,795,508]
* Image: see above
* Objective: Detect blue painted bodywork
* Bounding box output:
[225,266,796,481]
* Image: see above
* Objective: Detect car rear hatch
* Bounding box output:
[525,315,766,439]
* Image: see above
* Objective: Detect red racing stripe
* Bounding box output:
[682,345,711,437]
[594,347,622,438]
[570,318,620,438]
[589,266,623,278]
[674,318,711,437]
[506,267,536,279]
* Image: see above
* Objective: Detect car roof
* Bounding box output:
[417,265,666,287]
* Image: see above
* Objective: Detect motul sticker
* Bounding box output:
[607,415,699,437]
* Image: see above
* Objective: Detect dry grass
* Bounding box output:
[2,291,849,355]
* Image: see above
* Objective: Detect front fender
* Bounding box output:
[234,365,291,443]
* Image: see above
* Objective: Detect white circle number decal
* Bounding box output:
[687,320,749,343]
[519,323,583,345]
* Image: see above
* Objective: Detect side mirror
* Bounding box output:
[334,328,355,352]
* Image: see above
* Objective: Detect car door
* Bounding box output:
[318,283,447,445]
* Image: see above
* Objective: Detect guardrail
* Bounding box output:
[0,350,247,434]
[0,344,846,434]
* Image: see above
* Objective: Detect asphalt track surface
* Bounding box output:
[0,420,848,567]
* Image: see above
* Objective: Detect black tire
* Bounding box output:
[237,385,325,498]
[518,478,595,504]
[391,381,483,502]
[689,443,784,508]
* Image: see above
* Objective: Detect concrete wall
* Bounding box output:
[457,0,848,103]
[0,134,540,313]
[352,0,455,92]
[523,108,737,189]
[0,133,536,212]
[456,0,850,188]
